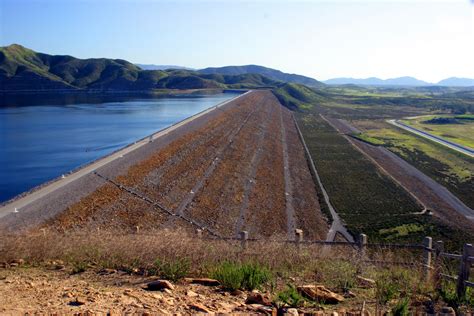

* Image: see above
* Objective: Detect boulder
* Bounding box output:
[245,293,272,306]
[145,280,174,291]
[297,285,344,304]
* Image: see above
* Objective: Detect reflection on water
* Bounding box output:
[0,92,240,203]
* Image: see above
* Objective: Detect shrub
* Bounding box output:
[315,259,357,291]
[376,273,399,305]
[275,284,306,308]
[151,258,190,282]
[211,262,272,291]
[71,261,87,274]
[391,297,410,316]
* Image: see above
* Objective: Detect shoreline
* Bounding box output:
[0,91,250,218]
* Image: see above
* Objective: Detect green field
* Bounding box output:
[400,115,474,149]
[354,121,474,209]
[297,113,474,248]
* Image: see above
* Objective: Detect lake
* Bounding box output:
[0,92,241,203]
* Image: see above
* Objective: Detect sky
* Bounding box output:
[0,0,473,83]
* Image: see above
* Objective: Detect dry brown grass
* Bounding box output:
[0,228,424,279]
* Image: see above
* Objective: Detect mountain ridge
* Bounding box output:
[198,65,324,87]
[324,76,474,87]
[0,44,281,92]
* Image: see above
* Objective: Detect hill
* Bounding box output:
[437,77,474,87]
[324,76,430,86]
[198,65,324,87]
[272,83,328,110]
[0,44,279,93]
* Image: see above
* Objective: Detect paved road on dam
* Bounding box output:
[388,119,474,158]
[0,92,251,220]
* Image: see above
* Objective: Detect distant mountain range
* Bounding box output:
[324,76,474,87]
[136,64,194,71]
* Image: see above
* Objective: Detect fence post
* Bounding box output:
[240,231,248,250]
[433,240,444,290]
[358,233,367,257]
[423,236,433,280]
[295,229,303,250]
[196,229,203,239]
[135,226,140,234]
[457,243,473,298]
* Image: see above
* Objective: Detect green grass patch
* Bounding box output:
[211,262,272,291]
[351,133,385,146]
[379,224,424,239]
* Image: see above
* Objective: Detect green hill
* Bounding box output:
[199,65,324,88]
[0,44,329,111]
[0,44,280,92]
[272,83,328,110]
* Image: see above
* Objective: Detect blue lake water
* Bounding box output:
[0,92,240,203]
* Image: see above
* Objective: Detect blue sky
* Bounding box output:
[0,0,473,82]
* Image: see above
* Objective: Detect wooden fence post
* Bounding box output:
[358,233,367,258]
[295,229,303,250]
[240,231,248,250]
[433,240,444,289]
[457,243,473,298]
[196,229,203,239]
[423,237,433,280]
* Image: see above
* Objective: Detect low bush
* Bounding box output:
[211,262,272,291]
[151,258,190,282]
[71,261,87,274]
[314,259,357,291]
[274,284,306,308]
[391,297,410,316]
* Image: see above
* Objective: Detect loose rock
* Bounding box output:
[186,290,198,297]
[245,292,272,306]
[189,303,212,313]
[284,308,299,316]
[440,306,455,316]
[145,280,174,291]
[297,285,344,304]
[356,276,375,288]
[184,277,220,286]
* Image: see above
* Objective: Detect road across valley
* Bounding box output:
[388,119,474,158]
